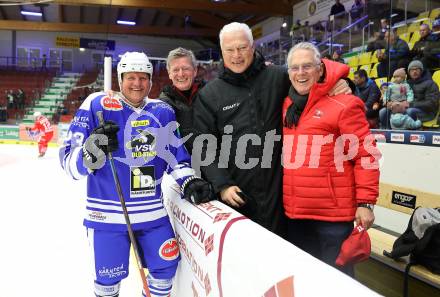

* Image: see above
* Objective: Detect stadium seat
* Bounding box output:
[360,64,371,74]
[375,77,388,88]
[430,8,440,19]
[369,63,378,78]
[410,30,421,44]
[370,50,379,64]
[396,25,408,36]
[417,11,430,19]
[348,67,357,80]
[432,70,440,88]
[399,32,412,43]
[348,56,359,68]
[407,21,422,33]
[358,52,372,65]
[422,109,440,129]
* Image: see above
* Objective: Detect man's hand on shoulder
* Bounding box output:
[329,78,353,96]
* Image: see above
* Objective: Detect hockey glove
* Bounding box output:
[182,177,213,204]
[83,121,119,171]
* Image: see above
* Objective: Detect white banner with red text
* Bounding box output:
[162,175,380,297]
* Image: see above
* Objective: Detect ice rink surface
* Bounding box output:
[0,144,141,297]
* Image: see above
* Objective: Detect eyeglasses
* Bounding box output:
[223,45,250,55]
[288,63,321,73]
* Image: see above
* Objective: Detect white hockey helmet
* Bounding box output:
[33,111,42,119]
[117,52,153,89]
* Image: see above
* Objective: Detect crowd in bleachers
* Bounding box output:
[344,8,440,130]
[0,69,55,122]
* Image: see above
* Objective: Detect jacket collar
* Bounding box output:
[218,51,266,86]
[161,80,204,105]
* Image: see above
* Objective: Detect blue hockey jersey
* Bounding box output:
[60,92,195,231]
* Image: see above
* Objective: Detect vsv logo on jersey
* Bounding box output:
[101,96,123,111]
[130,166,155,198]
[126,129,156,159]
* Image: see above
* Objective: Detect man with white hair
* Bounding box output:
[282,42,379,275]
[193,22,351,237]
[60,51,211,297]
[26,111,53,157]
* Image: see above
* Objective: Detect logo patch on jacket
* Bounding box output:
[313,109,323,118]
[222,102,240,111]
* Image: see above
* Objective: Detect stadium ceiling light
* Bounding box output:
[21,11,42,17]
[117,20,136,26]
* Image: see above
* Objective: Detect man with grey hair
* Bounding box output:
[160,47,204,153]
[193,22,351,237]
[283,42,378,276]
[412,23,440,73]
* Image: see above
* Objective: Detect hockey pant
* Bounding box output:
[87,221,179,297]
[37,131,53,154]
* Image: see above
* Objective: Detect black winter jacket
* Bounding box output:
[355,78,381,118]
[160,82,205,154]
[408,71,440,122]
[193,53,290,235]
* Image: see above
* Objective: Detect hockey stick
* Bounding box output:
[96,111,152,297]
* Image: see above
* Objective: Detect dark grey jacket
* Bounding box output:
[160,81,205,154]
[408,71,440,122]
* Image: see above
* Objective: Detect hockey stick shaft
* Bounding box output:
[96,111,151,297]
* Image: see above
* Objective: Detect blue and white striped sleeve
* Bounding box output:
[59,95,96,180]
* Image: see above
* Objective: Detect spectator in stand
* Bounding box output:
[376,30,410,78]
[380,18,390,35]
[406,60,440,123]
[366,32,386,52]
[41,54,47,71]
[17,89,25,110]
[379,82,390,103]
[291,19,302,39]
[330,0,346,30]
[7,90,16,109]
[313,21,326,42]
[411,24,439,72]
[432,19,440,37]
[332,49,345,63]
[354,69,382,128]
[379,68,419,129]
[350,0,365,30]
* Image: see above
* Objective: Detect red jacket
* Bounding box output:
[282,59,380,222]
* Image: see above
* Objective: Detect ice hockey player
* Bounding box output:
[26,111,53,157]
[59,51,212,297]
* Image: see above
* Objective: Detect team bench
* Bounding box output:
[356,183,440,297]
